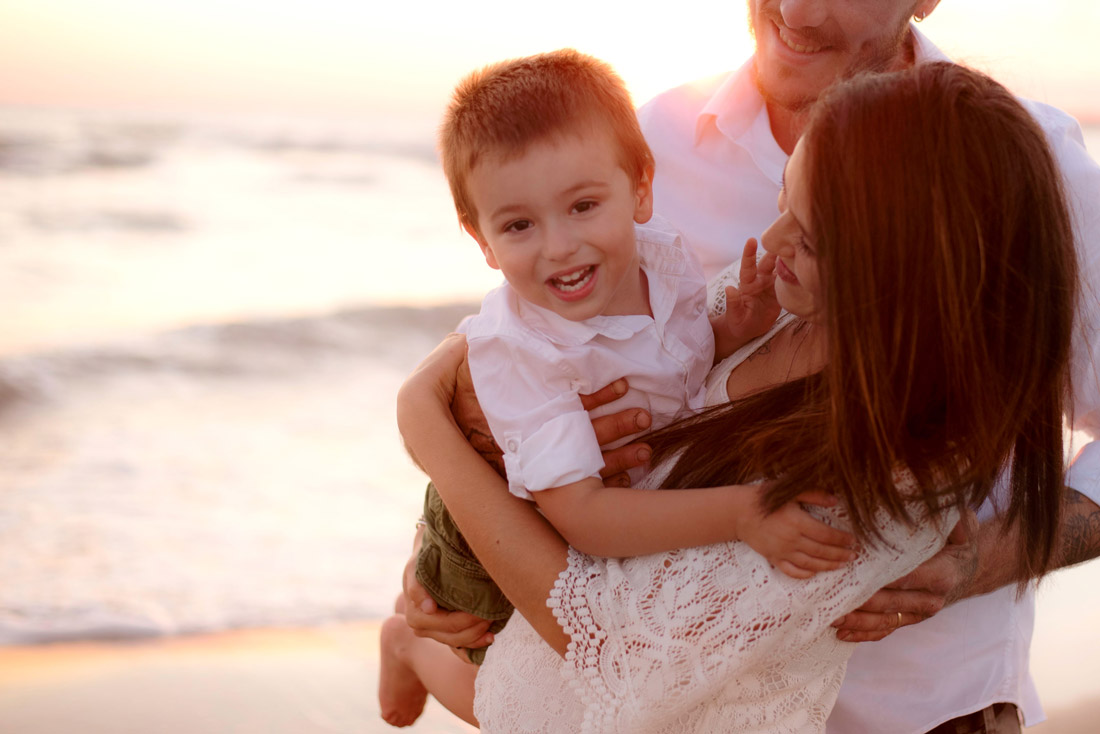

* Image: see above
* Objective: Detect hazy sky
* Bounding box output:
[2,0,1099,120]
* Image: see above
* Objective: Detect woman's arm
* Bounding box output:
[397,334,571,654]
[398,369,655,648]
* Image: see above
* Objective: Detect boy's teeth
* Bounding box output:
[552,266,594,292]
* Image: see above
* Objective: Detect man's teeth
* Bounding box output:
[778,27,822,54]
[553,266,594,292]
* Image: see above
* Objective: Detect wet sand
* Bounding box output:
[0,622,474,734]
[0,621,1094,733]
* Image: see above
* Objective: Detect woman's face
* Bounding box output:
[761,139,822,321]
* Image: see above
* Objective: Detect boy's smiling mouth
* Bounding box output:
[548,265,598,299]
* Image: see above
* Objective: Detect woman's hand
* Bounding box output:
[396,335,650,652]
[403,540,495,652]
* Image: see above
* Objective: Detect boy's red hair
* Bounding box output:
[439,48,654,236]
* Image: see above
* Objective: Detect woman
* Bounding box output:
[393,63,1077,732]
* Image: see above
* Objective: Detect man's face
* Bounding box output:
[748,0,923,113]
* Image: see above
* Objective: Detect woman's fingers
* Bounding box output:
[403,333,468,403]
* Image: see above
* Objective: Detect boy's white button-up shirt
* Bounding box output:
[638,26,1100,734]
[459,217,714,499]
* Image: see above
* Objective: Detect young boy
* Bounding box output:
[379,49,854,727]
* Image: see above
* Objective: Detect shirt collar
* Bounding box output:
[513,223,684,347]
[695,57,761,147]
[910,25,951,64]
[694,24,952,148]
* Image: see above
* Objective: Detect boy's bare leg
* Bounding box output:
[379,613,479,727]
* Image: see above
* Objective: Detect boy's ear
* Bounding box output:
[462,219,500,270]
[633,164,655,224]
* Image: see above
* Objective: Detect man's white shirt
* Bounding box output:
[639,26,1100,734]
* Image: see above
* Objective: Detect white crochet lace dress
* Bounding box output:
[472,262,958,733]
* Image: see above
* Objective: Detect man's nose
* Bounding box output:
[779,0,827,29]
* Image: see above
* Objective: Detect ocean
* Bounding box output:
[0,105,495,644]
[2,105,1098,708]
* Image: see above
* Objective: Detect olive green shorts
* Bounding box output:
[415,482,513,665]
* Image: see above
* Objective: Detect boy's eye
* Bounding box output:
[504,219,532,233]
[573,200,597,214]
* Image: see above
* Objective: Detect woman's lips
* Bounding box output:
[775,257,800,285]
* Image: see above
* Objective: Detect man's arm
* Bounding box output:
[833,486,1100,642]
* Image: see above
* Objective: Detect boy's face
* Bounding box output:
[464,127,654,322]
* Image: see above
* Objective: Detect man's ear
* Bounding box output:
[633,164,655,224]
[913,0,941,21]
[462,220,500,270]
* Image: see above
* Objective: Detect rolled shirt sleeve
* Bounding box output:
[465,331,605,499]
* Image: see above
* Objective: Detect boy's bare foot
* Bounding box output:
[379,614,429,727]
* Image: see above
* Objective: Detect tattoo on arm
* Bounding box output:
[465,426,507,479]
[1058,488,1100,568]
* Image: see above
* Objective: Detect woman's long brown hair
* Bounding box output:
[650,63,1078,582]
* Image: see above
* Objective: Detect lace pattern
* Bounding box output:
[476,491,956,733]
[546,496,956,733]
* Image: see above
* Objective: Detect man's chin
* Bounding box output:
[752,64,819,115]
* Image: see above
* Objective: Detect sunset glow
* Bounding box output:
[3,0,1096,119]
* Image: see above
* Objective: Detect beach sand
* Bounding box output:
[0,622,474,734]
[0,621,1094,734]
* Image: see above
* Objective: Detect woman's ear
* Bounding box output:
[633,164,655,224]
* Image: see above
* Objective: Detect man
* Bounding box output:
[637,1,1100,732]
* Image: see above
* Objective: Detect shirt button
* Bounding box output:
[506,439,518,453]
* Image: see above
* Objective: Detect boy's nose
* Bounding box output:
[543,226,582,261]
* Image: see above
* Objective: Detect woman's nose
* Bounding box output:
[760,224,792,258]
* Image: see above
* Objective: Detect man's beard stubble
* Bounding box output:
[747,4,915,116]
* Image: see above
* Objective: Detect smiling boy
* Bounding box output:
[378,47,862,727]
